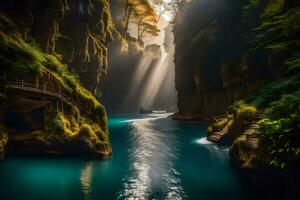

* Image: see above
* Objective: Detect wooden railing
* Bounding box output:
[2,70,85,113]
[6,80,69,100]
[244,124,259,149]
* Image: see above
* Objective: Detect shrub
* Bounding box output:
[0,12,107,122]
[257,114,300,168]
[231,100,257,118]
[265,91,300,119]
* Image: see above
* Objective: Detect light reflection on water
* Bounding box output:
[0,114,252,200]
[118,114,186,200]
[80,162,93,200]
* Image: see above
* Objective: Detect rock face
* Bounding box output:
[207,101,261,162]
[207,102,300,198]
[145,44,162,59]
[207,101,259,144]
[174,0,300,198]
[0,0,112,159]
[1,0,113,94]
[173,0,284,120]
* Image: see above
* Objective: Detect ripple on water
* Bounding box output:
[194,137,213,145]
[117,115,186,200]
[193,137,230,161]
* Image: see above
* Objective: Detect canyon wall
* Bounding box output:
[0,0,113,158]
[173,0,285,120]
[174,0,300,197]
[1,0,113,94]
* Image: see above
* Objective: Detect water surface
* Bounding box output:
[0,114,253,200]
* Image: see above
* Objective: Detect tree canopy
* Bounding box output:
[120,0,159,41]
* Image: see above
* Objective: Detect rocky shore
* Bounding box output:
[207,101,300,199]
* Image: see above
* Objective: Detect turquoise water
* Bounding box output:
[0,114,254,200]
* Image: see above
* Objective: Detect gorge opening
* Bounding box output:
[101,16,177,114]
[1,0,300,199]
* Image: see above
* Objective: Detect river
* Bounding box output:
[0,113,254,200]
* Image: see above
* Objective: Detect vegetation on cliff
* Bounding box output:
[202,0,300,169]
[0,1,112,158]
[208,101,258,144]
[173,0,273,120]
[242,0,300,169]
[0,13,106,117]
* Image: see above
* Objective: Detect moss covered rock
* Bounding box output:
[0,3,112,158]
[0,124,8,159]
[207,101,259,145]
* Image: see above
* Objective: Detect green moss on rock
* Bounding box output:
[0,10,111,158]
[0,124,8,159]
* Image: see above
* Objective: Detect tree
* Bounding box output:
[133,7,159,40]
[151,0,181,22]
[120,0,159,41]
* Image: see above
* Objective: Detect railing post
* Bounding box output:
[59,86,61,98]
[21,80,24,89]
[35,77,39,88]
[56,101,59,112]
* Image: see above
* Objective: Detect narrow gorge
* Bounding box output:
[0,0,299,200]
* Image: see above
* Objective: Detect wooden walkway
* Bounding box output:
[208,122,260,148]
[208,126,228,143]
[6,80,68,100]
[242,124,259,149]
[2,70,84,113]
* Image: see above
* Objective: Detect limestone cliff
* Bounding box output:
[1,0,113,94]
[173,0,284,120]
[0,0,113,159]
[174,0,300,198]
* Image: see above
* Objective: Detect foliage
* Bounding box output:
[241,0,300,169]
[246,75,300,109]
[45,113,68,135]
[245,0,300,52]
[208,101,256,135]
[265,91,300,119]
[120,0,159,40]
[0,16,46,74]
[231,100,257,118]
[257,113,300,168]
[0,12,107,121]
[209,117,228,132]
